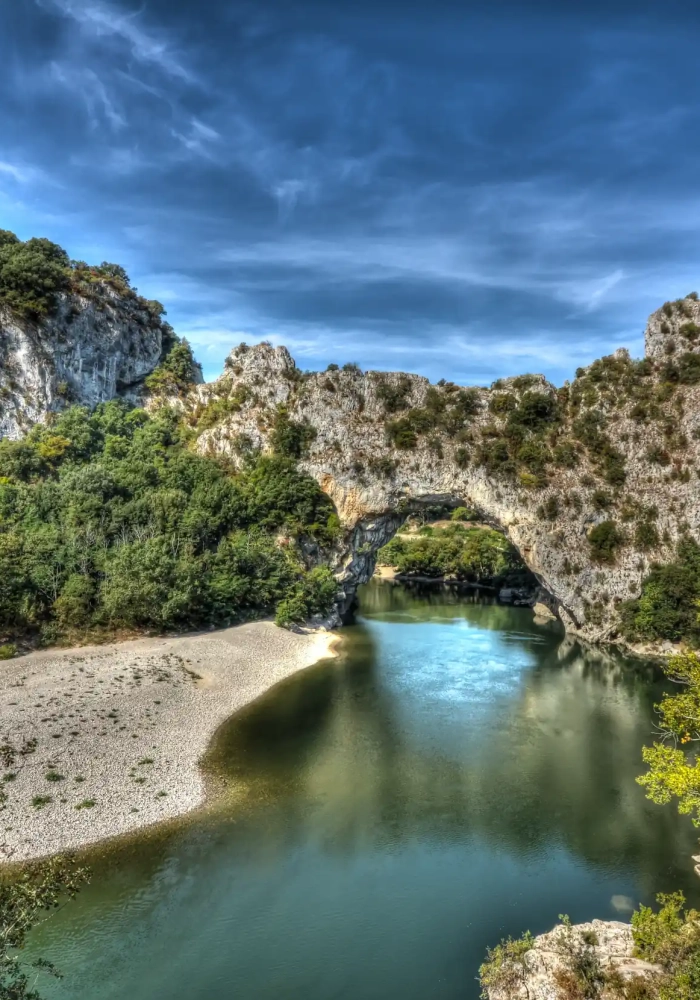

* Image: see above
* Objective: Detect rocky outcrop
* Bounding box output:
[0,287,178,439]
[184,295,700,641]
[485,920,662,1000]
[3,285,700,645]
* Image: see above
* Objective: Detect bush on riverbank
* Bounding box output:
[0,401,338,644]
[620,538,700,645]
[377,524,532,588]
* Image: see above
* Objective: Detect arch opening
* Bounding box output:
[330,494,547,624]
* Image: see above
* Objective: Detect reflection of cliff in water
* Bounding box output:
[212,591,695,899]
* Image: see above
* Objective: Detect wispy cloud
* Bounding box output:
[40,0,193,81]
[0,162,30,183]
[7,2,700,388]
[50,63,125,130]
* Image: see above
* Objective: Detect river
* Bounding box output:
[30,581,700,999]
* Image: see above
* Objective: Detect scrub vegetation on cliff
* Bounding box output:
[0,400,338,649]
[0,229,165,322]
[480,897,700,1000]
[4,230,700,647]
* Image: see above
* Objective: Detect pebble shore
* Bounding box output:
[0,623,336,863]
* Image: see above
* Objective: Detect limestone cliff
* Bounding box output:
[3,283,700,645]
[179,295,700,642]
[0,286,179,439]
[484,919,662,1000]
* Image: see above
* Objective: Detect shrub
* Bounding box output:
[591,490,612,511]
[588,520,623,564]
[375,374,413,413]
[517,438,548,473]
[451,506,475,521]
[489,392,516,416]
[270,408,316,458]
[455,446,470,469]
[540,496,560,520]
[475,438,515,478]
[387,418,417,450]
[368,456,397,477]
[634,521,660,552]
[620,538,700,644]
[274,566,337,627]
[508,390,558,432]
[676,352,700,384]
[0,402,338,642]
[144,341,198,397]
[679,322,700,342]
[0,643,16,660]
[0,233,70,317]
[553,440,579,468]
[479,932,534,998]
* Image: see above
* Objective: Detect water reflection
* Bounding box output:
[31,582,700,1000]
[213,584,687,893]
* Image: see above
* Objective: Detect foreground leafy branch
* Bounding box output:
[637,650,700,826]
[1,856,90,999]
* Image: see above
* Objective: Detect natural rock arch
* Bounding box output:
[187,296,700,643]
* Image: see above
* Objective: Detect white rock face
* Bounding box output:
[485,920,662,1000]
[188,306,700,642]
[645,295,700,361]
[0,288,175,438]
[5,292,700,646]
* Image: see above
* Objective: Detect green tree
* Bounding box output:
[0,235,70,317]
[637,650,700,826]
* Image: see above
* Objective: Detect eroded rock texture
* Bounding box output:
[3,286,700,642]
[186,295,700,639]
[485,920,662,1000]
[0,288,178,438]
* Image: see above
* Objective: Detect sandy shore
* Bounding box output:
[0,623,337,864]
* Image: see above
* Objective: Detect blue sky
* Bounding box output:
[2,0,700,384]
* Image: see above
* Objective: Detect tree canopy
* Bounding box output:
[0,401,339,647]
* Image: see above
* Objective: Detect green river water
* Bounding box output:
[29,581,700,999]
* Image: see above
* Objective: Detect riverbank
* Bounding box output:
[0,622,337,864]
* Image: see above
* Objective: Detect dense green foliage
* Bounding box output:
[377,524,532,587]
[269,407,317,459]
[0,233,70,318]
[0,230,165,321]
[0,856,90,999]
[620,540,700,644]
[0,402,338,644]
[384,384,481,450]
[636,650,700,827]
[143,341,198,397]
[631,893,700,1000]
[588,520,624,564]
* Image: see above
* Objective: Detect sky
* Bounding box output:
[2,0,700,385]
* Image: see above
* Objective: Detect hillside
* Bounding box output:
[2,230,700,648]
[171,295,700,646]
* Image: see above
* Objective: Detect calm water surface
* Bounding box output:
[32,582,700,1000]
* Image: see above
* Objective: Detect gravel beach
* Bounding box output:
[0,623,337,864]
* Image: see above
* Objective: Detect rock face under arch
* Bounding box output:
[187,295,700,643]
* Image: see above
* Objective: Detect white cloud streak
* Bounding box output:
[41,0,193,81]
